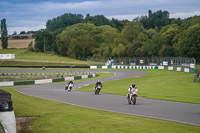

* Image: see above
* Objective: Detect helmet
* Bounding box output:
[132,83,135,88]
[98,80,100,82]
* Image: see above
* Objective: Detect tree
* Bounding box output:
[46,13,84,31]
[147,32,163,56]
[141,10,171,29]
[12,31,17,35]
[176,24,200,62]
[0,18,8,49]
[20,31,25,34]
[114,22,148,57]
[34,29,53,52]
[85,14,110,26]
[158,24,179,56]
[120,22,144,44]
[56,23,96,59]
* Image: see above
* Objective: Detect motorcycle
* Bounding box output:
[94,85,102,95]
[127,89,138,105]
[65,83,73,92]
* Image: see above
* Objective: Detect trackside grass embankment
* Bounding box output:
[78,69,200,103]
[0,49,87,66]
[1,87,200,133]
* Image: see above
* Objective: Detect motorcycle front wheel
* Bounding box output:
[68,87,72,92]
[95,89,100,94]
[132,97,136,105]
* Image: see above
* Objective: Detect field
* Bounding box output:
[0,39,35,49]
[2,70,200,133]
[78,69,200,103]
[1,48,200,132]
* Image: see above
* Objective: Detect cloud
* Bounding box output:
[106,14,144,21]
[0,0,200,35]
[170,11,200,18]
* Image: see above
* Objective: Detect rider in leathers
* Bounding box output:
[94,80,102,91]
[127,83,138,99]
[65,80,74,90]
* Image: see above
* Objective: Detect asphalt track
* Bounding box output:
[4,69,200,127]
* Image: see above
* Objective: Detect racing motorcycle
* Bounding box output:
[65,83,74,92]
[94,84,102,95]
[127,89,138,105]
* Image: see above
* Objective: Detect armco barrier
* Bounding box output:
[14,81,35,86]
[81,75,88,79]
[0,73,97,87]
[52,78,65,82]
[35,79,52,84]
[0,81,14,87]
[74,76,81,80]
[88,75,93,78]
[90,65,196,74]
[64,77,74,81]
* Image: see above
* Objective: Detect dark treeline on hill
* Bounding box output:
[34,10,200,63]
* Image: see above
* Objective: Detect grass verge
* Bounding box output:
[0,49,87,66]
[196,65,200,69]
[1,87,200,133]
[77,69,200,103]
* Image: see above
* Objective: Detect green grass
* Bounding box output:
[1,87,200,133]
[78,69,200,103]
[196,65,200,69]
[74,72,115,82]
[0,49,87,66]
[0,49,80,62]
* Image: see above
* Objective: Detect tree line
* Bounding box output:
[1,10,200,63]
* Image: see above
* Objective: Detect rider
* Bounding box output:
[127,83,138,99]
[65,80,74,90]
[68,80,74,86]
[94,80,102,90]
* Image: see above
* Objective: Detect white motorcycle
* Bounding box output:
[127,89,138,105]
[65,83,74,92]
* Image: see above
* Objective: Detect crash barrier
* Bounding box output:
[0,89,16,133]
[0,71,93,77]
[90,65,196,73]
[0,73,97,87]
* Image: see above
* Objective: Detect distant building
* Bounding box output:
[8,33,33,39]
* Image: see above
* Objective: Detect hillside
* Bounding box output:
[0,49,90,66]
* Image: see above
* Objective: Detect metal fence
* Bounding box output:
[87,57,196,68]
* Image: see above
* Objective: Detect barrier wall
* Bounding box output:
[0,73,97,87]
[90,65,196,73]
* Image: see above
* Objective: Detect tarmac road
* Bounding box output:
[6,69,200,127]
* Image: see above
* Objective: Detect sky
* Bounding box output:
[0,0,200,35]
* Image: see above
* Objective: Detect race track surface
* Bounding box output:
[4,69,200,126]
